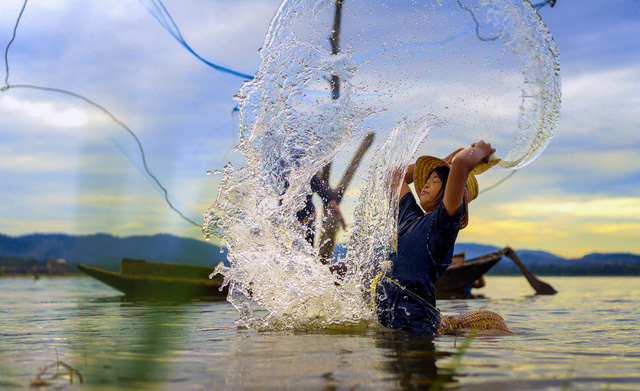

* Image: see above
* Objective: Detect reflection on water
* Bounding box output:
[1,276,639,390]
[375,331,445,390]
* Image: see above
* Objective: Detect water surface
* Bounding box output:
[1,276,638,390]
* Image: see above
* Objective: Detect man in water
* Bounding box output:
[298,174,347,245]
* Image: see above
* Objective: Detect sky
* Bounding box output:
[0,0,638,258]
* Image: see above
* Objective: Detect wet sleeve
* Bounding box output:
[310,175,335,204]
[428,201,464,268]
[398,193,423,230]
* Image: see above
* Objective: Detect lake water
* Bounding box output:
[1,276,638,390]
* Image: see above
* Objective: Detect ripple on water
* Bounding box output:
[2,277,640,389]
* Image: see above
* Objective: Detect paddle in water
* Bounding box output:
[502,247,557,295]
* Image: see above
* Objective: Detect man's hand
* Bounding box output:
[470,140,496,163]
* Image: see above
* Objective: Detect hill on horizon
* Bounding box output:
[452,243,640,275]
[0,232,227,268]
[2,232,639,275]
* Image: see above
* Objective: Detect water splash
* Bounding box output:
[204,0,560,330]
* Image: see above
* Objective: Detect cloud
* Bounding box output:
[563,67,639,101]
[0,151,79,173]
[459,193,640,256]
[172,0,283,66]
[2,95,89,128]
[587,222,640,235]
[502,196,640,221]
[531,149,640,178]
[541,1,640,70]
[560,66,640,138]
[459,213,640,257]
[1,0,639,256]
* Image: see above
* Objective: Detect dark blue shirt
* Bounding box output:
[376,193,463,334]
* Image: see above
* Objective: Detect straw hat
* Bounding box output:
[414,149,500,203]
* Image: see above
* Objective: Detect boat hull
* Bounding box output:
[79,251,501,301]
[435,250,503,297]
[77,259,228,301]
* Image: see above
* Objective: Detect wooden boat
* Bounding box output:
[77,258,228,301]
[79,249,504,301]
[435,249,504,298]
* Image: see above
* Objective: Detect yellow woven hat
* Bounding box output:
[414,149,500,203]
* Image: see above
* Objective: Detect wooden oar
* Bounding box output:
[502,247,557,295]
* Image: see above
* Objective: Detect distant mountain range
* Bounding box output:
[0,233,228,269]
[1,233,639,275]
[452,243,640,276]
